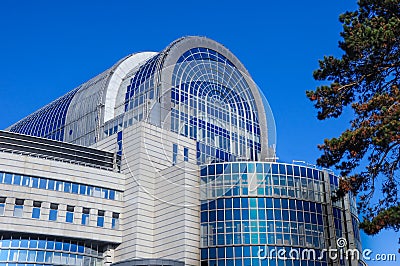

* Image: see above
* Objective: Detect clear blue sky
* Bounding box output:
[0,0,398,264]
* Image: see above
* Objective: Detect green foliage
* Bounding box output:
[306,0,400,235]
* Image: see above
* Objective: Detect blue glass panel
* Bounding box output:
[281,199,288,209]
[20,240,28,248]
[225,210,232,220]
[64,182,71,193]
[32,208,40,219]
[243,246,251,257]
[79,185,86,195]
[39,178,47,189]
[266,198,273,208]
[209,211,216,222]
[4,173,12,184]
[242,209,249,220]
[249,198,257,208]
[70,244,77,252]
[46,241,54,250]
[209,200,216,210]
[225,198,232,209]
[201,212,208,223]
[29,240,38,248]
[274,210,282,220]
[201,249,208,260]
[47,180,55,190]
[49,210,58,221]
[233,198,240,208]
[233,209,241,220]
[303,201,310,211]
[66,212,74,223]
[12,175,21,185]
[97,216,105,227]
[289,199,296,210]
[71,183,78,194]
[274,198,281,208]
[241,198,248,208]
[209,248,216,259]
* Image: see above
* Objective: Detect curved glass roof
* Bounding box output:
[6,37,275,158]
[8,88,79,141]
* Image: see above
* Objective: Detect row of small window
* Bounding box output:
[201,174,324,191]
[201,186,325,202]
[201,198,324,213]
[0,172,121,201]
[0,249,101,265]
[201,231,325,249]
[0,237,101,254]
[201,208,325,225]
[200,246,329,266]
[0,198,119,229]
[200,163,328,181]
[201,221,325,248]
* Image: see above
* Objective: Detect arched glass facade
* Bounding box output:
[200,162,359,266]
[171,48,262,164]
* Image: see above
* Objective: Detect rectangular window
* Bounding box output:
[66,205,74,223]
[64,182,71,193]
[102,189,109,199]
[112,212,119,229]
[79,185,87,195]
[172,143,178,165]
[39,178,47,189]
[4,173,12,184]
[47,180,55,190]
[13,175,21,185]
[31,177,39,188]
[22,176,30,186]
[55,181,63,191]
[32,201,41,219]
[0,197,6,216]
[49,203,58,221]
[82,208,90,225]
[13,199,24,217]
[87,186,93,196]
[109,190,115,200]
[71,183,79,194]
[97,210,105,227]
[184,147,189,162]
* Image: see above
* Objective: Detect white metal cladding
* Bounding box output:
[63,71,110,146]
[104,52,158,122]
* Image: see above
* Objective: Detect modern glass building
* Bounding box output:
[0,36,361,266]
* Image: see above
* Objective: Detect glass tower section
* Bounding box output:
[200,162,359,266]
